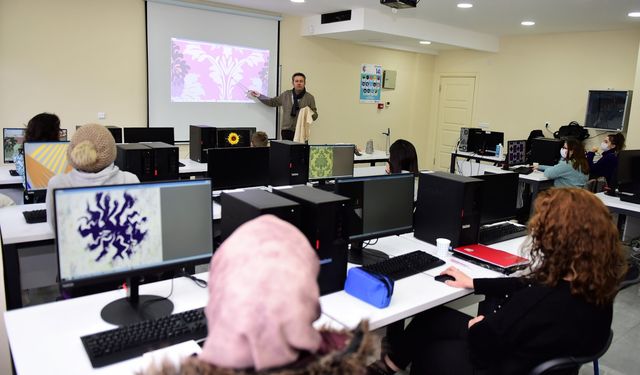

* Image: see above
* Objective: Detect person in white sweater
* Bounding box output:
[46,124,140,226]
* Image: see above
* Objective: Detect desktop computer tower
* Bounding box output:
[414,171,482,247]
[115,143,153,181]
[272,186,350,295]
[105,126,123,143]
[143,142,179,181]
[269,140,309,186]
[216,127,255,148]
[220,189,301,241]
[458,127,482,152]
[189,125,217,163]
[529,137,564,166]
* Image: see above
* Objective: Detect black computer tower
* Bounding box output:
[529,137,564,166]
[216,127,255,148]
[220,189,301,241]
[414,172,482,247]
[459,127,482,152]
[143,142,179,181]
[105,126,122,143]
[116,144,154,181]
[189,125,217,163]
[269,140,309,186]
[272,186,350,295]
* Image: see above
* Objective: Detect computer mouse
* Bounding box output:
[435,274,456,283]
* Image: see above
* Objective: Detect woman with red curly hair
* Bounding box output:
[369,188,626,375]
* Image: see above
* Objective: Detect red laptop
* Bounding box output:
[453,244,530,274]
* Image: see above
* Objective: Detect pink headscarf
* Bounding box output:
[199,215,322,371]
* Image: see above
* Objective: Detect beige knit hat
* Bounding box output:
[68,124,116,173]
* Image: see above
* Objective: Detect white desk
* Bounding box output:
[178,158,207,176]
[0,203,54,309]
[449,150,504,174]
[353,165,388,177]
[596,192,640,238]
[0,165,23,187]
[320,234,525,330]
[354,150,388,166]
[3,271,343,375]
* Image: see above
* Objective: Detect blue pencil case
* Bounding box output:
[344,267,394,308]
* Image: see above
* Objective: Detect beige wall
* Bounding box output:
[279,16,435,168]
[627,38,640,148]
[430,29,640,167]
[0,0,147,137]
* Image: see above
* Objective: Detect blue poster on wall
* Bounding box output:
[360,64,382,103]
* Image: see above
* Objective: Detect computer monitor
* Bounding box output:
[3,128,25,163]
[23,142,73,192]
[529,137,563,166]
[216,127,254,148]
[59,128,68,141]
[617,150,640,201]
[506,140,526,166]
[334,173,414,265]
[124,127,175,145]
[54,179,214,326]
[207,147,269,190]
[476,172,519,225]
[308,144,354,182]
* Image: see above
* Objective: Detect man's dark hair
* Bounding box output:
[291,72,306,81]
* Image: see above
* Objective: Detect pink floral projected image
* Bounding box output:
[171,38,270,102]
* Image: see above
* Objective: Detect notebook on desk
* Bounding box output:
[452,244,530,274]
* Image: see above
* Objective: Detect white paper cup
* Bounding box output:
[436,238,451,258]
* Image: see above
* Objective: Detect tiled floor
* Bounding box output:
[581,283,640,375]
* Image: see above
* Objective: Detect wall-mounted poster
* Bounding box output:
[360,64,382,103]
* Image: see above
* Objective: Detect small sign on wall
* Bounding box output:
[360,64,382,103]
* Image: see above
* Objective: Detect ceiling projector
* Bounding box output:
[380,0,417,9]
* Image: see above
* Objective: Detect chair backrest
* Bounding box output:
[528,329,613,375]
[584,177,608,193]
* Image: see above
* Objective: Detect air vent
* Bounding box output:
[321,10,352,24]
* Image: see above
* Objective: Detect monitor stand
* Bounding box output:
[100,276,173,326]
[348,240,389,266]
[314,180,335,192]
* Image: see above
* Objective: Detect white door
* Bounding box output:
[434,76,476,171]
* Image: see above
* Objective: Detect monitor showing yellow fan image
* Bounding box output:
[24,142,72,191]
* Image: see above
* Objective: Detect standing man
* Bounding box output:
[249,72,318,141]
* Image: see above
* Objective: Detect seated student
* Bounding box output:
[535,138,589,187]
[386,139,419,175]
[141,215,374,374]
[250,130,269,147]
[45,124,139,225]
[368,188,626,375]
[14,112,63,177]
[587,132,625,188]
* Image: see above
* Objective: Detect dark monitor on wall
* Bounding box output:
[124,127,175,145]
[207,147,269,190]
[617,150,640,201]
[476,172,519,226]
[216,128,254,148]
[584,90,632,132]
[3,128,25,163]
[529,137,563,166]
[23,142,72,192]
[54,179,214,326]
[334,173,415,265]
[507,140,527,166]
[308,144,354,182]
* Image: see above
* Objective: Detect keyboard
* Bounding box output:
[81,307,207,368]
[22,209,47,224]
[510,166,533,175]
[478,222,527,245]
[362,250,445,281]
[9,169,19,176]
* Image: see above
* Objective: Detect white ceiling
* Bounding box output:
[210,0,640,53]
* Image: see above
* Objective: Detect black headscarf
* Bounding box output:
[290,88,306,117]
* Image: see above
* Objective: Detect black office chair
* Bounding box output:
[528,329,613,375]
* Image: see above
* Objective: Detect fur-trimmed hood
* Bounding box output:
[140,323,376,375]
